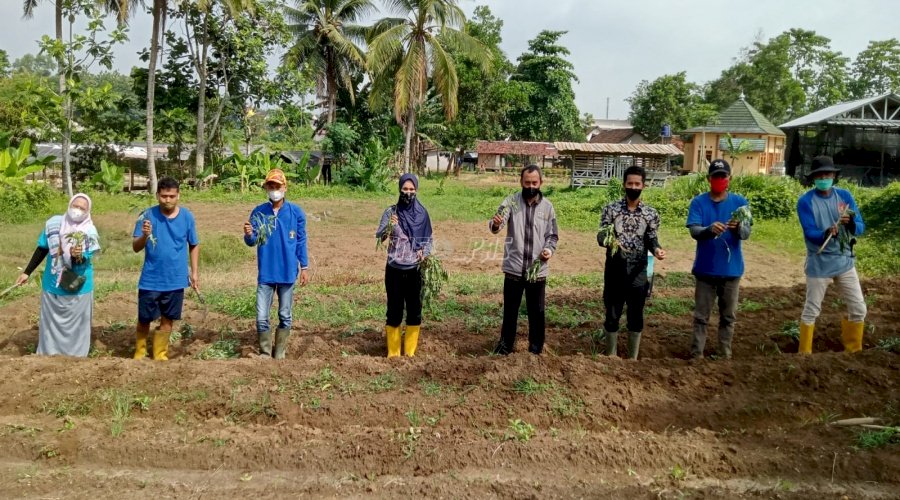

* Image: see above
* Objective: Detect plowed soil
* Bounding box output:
[0,200,897,499]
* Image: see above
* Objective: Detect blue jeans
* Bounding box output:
[256,284,294,334]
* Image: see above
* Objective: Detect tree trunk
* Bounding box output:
[146,0,165,194]
[194,12,209,180]
[403,107,415,174]
[56,3,73,196]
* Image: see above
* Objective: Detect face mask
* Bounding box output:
[399,192,416,204]
[814,178,834,191]
[709,177,730,194]
[68,208,87,223]
[625,188,642,201]
[522,187,541,199]
[268,190,284,202]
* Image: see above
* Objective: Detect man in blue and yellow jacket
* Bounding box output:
[243,169,310,359]
[796,156,866,354]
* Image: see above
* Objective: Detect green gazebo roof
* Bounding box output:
[684,98,785,136]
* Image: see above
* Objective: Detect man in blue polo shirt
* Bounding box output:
[132,177,200,361]
[243,168,310,359]
[686,159,751,359]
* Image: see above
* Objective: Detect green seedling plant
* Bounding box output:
[719,206,752,262]
[419,255,448,312]
[598,224,623,257]
[376,206,396,252]
[526,258,542,283]
[251,212,278,246]
[507,419,535,442]
[133,208,158,248]
[818,202,855,255]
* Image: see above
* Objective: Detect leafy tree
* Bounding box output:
[508,30,581,142]
[38,0,128,196]
[851,39,900,98]
[436,5,529,171]
[0,50,10,79]
[367,0,491,172]
[628,72,716,138]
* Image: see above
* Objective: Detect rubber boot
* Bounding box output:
[152,329,169,361]
[798,323,814,354]
[258,330,273,357]
[404,325,421,357]
[274,328,290,359]
[842,319,864,353]
[386,325,401,358]
[851,321,865,353]
[605,331,618,357]
[133,330,149,360]
[627,332,641,360]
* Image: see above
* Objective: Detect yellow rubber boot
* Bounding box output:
[386,325,401,358]
[133,330,149,360]
[152,329,170,361]
[798,323,814,354]
[404,326,421,357]
[848,321,866,352]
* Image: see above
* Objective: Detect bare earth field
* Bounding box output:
[0,199,897,499]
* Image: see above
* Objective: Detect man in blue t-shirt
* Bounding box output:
[796,156,866,354]
[685,159,751,359]
[243,168,310,359]
[132,177,200,361]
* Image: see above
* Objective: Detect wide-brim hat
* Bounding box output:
[807,156,840,177]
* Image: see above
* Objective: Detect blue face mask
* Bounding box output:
[814,178,834,191]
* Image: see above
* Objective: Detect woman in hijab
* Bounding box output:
[16,193,101,356]
[375,173,433,357]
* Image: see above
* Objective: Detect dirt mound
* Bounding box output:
[0,279,897,498]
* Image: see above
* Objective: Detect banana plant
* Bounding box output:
[90,159,125,192]
[0,138,54,187]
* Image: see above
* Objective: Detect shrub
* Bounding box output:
[861,181,900,234]
[0,182,57,224]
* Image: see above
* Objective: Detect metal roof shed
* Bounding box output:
[779,93,900,185]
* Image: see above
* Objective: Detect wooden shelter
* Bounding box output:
[475,141,558,171]
[554,142,682,187]
[779,93,900,185]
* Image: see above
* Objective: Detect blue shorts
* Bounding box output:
[138,289,185,324]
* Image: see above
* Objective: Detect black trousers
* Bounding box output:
[603,263,649,333]
[385,265,422,327]
[321,164,332,185]
[495,274,546,355]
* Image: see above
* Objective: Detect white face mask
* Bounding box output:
[68,208,87,223]
[268,190,284,202]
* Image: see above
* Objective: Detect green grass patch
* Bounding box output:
[856,427,900,449]
[512,378,553,396]
[646,297,694,316]
[196,328,241,359]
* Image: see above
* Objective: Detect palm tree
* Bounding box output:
[283,0,374,127]
[367,0,490,172]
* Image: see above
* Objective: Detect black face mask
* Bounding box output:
[522,187,541,199]
[625,188,642,201]
[399,192,416,204]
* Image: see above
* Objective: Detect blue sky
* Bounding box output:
[2,0,897,119]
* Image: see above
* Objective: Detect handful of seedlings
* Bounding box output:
[719,206,752,262]
[598,224,623,257]
[376,206,396,252]
[65,231,89,262]
[419,254,448,312]
[526,258,542,283]
[134,208,158,248]
[251,213,278,246]
[817,203,855,255]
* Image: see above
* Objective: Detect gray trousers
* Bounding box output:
[691,276,741,358]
